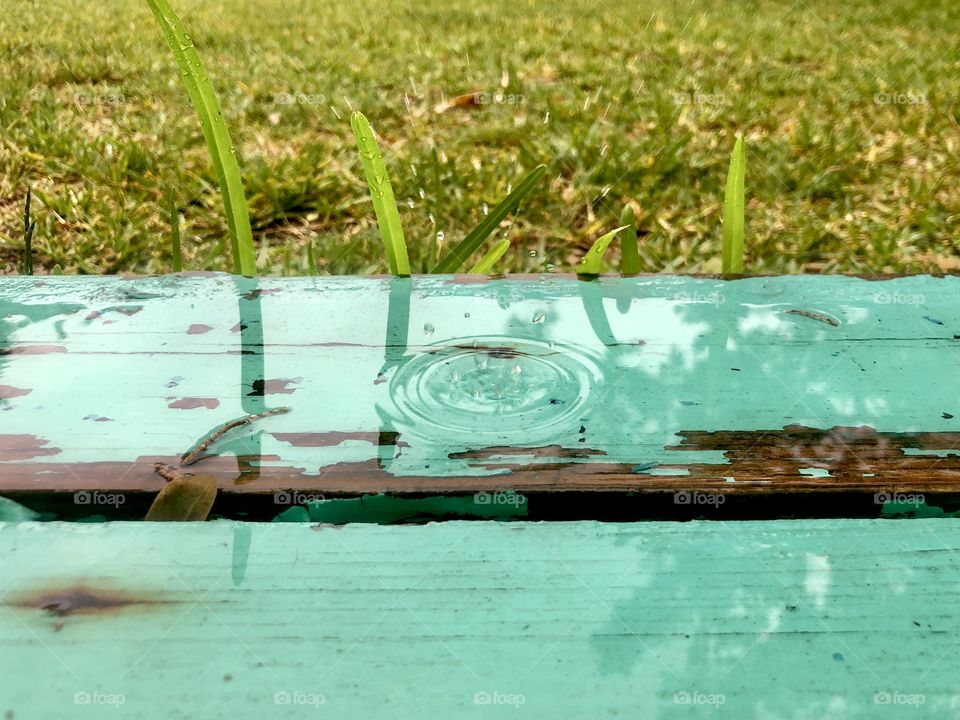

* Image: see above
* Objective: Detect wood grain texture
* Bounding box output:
[2,274,959,518]
[1,519,959,718]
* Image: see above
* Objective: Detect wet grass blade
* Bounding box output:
[722,135,746,274]
[168,188,182,272]
[432,164,546,273]
[619,205,639,274]
[350,112,410,276]
[469,238,511,274]
[21,187,35,275]
[146,0,256,277]
[579,225,629,275]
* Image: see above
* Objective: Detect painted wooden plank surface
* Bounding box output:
[2,274,960,518]
[0,518,958,718]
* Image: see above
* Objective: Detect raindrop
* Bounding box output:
[532,310,546,324]
[528,250,537,257]
[423,323,435,336]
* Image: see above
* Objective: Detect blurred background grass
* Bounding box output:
[1,0,958,275]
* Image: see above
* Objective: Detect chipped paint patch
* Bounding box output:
[0,435,61,461]
[0,344,68,355]
[187,324,213,334]
[168,398,220,410]
[0,385,31,399]
[248,378,300,396]
[273,431,405,448]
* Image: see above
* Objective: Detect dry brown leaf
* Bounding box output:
[145,475,218,521]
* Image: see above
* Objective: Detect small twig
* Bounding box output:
[784,309,839,327]
[180,407,290,466]
[22,187,35,276]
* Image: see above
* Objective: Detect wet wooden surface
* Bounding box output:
[2,274,960,518]
[1,519,959,718]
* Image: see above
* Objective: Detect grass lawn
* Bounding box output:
[1,0,958,275]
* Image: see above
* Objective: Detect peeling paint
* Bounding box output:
[168,398,220,410]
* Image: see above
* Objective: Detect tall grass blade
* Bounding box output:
[619,205,639,274]
[579,225,629,275]
[722,135,746,274]
[168,188,182,272]
[307,239,317,276]
[432,164,546,273]
[21,187,35,275]
[350,112,410,276]
[469,238,511,274]
[146,0,256,277]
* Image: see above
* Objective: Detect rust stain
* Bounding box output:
[450,445,608,460]
[248,378,299,396]
[0,435,61,461]
[273,431,406,448]
[187,324,213,335]
[0,386,31,399]
[168,397,220,410]
[7,585,176,617]
[0,345,68,355]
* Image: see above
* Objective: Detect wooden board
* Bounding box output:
[2,273,960,518]
[1,518,958,718]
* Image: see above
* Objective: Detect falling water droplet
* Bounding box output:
[532,311,546,324]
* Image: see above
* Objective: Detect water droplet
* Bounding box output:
[529,250,537,257]
[436,231,445,242]
[464,312,470,318]
[532,311,546,324]
[423,323,435,336]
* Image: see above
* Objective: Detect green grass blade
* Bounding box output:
[579,225,629,275]
[469,238,511,274]
[350,112,410,276]
[168,188,182,272]
[619,205,639,274]
[722,135,746,274]
[432,164,546,274]
[21,187,34,275]
[146,0,256,277]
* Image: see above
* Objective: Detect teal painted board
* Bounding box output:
[1,274,960,516]
[1,518,959,718]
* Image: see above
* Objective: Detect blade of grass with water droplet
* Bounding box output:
[619,205,639,274]
[350,112,410,276]
[146,0,256,277]
[579,225,629,275]
[469,238,511,274]
[722,135,745,274]
[432,164,546,273]
[168,188,182,272]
